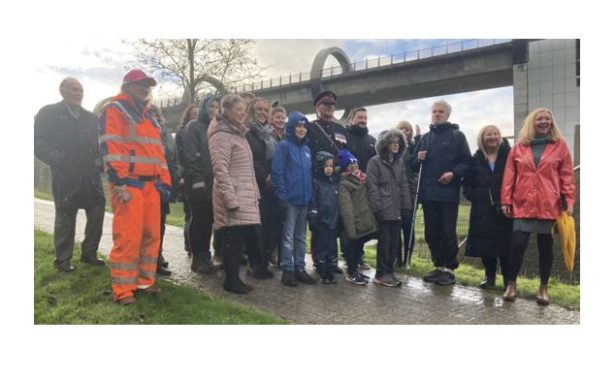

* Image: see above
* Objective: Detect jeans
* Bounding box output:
[280,204,307,272]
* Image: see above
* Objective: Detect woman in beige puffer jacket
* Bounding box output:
[208,94,270,293]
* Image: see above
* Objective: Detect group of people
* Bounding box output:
[34,69,575,308]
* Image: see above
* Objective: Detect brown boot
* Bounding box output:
[536,284,550,306]
[503,281,517,302]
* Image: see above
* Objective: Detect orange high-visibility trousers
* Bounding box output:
[109,181,161,301]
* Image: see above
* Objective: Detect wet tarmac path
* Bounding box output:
[34,199,579,324]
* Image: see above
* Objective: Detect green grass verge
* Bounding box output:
[34,229,287,324]
[362,247,580,310]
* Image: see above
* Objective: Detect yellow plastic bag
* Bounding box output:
[552,212,576,272]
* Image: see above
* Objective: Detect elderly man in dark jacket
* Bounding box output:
[182,95,220,274]
[34,77,106,272]
[411,100,472,285]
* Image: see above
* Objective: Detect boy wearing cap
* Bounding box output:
[338,149,378,284]
[272,111,317,287]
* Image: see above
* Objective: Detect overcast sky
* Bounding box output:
[32,38,513,152]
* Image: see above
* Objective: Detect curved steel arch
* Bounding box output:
[198,74,228,95]
[310,47,357,121]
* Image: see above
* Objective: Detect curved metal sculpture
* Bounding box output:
[310,47,357,121]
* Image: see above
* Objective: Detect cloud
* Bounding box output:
[364,86,514,153]
[31,38,515,143]
[253,39,346,79]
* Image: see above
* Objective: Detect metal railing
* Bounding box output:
[230,39,511,93]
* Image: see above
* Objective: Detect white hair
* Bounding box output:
[432,100,452,114]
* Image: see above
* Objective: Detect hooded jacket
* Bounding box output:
[345,124,376,172]
[271,112,312,206]
[501,138,575,220]
[308,151,340,230]
[462,139,513,258]
[182,95,218,200]
[339,170,378,240]
[208,115,261,230]
[366,129,412,221]
[410,122,472,203]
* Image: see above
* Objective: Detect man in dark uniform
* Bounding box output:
[307,90,348,169]
[34,77,106,272]
[307,90,348,273]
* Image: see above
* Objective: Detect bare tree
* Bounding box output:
[131,39,265,104]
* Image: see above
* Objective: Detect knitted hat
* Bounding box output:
[338,149,358,171]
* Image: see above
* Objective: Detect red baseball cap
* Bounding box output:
[122,69,157,87]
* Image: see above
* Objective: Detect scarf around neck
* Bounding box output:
[251,122,278,160]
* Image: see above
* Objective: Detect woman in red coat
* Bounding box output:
[500,108,575,305]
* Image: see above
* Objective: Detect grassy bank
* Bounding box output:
[34,229,287,324]
[362,247,580,310]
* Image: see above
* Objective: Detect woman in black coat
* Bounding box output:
[462,125,512,288]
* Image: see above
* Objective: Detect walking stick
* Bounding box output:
[404,163,423,274]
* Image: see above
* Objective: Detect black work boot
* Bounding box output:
[223,274,253,294]
[281,271,298,287]
[223,249,252,294]
[191,252,216,274]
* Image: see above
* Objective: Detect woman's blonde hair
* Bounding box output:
[517,107,563,145]
[246,97,270,126]
[476,125,501,155]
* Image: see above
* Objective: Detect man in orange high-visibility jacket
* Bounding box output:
[99,69,172,305]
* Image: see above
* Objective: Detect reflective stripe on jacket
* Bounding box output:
[99,93,171,186]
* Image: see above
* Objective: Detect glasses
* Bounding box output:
[322,102,336,107]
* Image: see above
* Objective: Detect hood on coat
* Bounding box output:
[376,129,406,161]
[197,95,220,125]
[315,151,335,179]
[429,122,459,134]
[285,111,309,145]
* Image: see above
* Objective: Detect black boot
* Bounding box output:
[191,251,216,274]
[158,252,169,268]
[223,274,253,294]
[223,248,252,294]
[157,264,171,276]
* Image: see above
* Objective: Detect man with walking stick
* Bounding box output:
[410,100,472,285]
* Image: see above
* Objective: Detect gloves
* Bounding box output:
[307,210,318,223]
[401,209,412,221]
[375,210,385,222]
[278,200,289,209]
[190,182,208,203]
[156,181,172,203]
[112,184,132,203]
